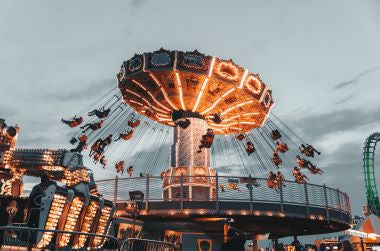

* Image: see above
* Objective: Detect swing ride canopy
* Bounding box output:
[118,48,275,134]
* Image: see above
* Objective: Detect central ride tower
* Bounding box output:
[165,111,215,201]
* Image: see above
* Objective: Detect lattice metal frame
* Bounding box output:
[363,132,380,215]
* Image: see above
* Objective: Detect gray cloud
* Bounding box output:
[333,94,355,105]
[0,0,379,217]
[333,66,380,90]
[322,141,366,214]
[46,78,115,102]
[293,108,380,141]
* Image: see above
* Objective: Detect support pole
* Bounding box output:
[249,175,253,214]
[113,175,118,205]
[279,180,284,213]
[146,175,149,212]
[337,188,342,220]
[346,192,352,215]
[304,182,310,216]
[360,238,365,251]
[252,239,259,251]
[274,239,279,251]
[216,172,219,212]
[323,184,330,219]
[223,221,229,243]
[180,173,184,211]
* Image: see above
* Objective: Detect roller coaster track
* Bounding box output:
[363,132,380,216]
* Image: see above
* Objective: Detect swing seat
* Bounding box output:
[128,120,140,128]
[236,134,246,141]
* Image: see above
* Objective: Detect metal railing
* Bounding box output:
[0,226,177,250]
[120,238,175,251]
[0,226,120,250]
[96,175,351,221]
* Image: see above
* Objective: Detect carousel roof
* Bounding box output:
[118,48,275,135]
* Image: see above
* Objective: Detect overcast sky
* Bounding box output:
[0,0,380,217]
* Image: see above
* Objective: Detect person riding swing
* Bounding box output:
[293,167,309,183]
[296,155,309,169]
[271,129,282,141]
[115,161,125,175]
[299,144,321,158]
[89,138,102,157]
[88,107,111,119]
[80,120,104,133]
[236,134,246,141]
[197,129,215,153]
[115,129,133,141]
[267,171,279,191]
[100,155,107,168]
[272,151,283,167]
[245,141,255,155]
[275,141,289,153]
[70,134,88,153]
[128,119,140,128]
[308,163,323,174]
[61,116,83,128]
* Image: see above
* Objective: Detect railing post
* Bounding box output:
[249,175,253,214]
[215,173,219,213]
[146,176,150,212]
[345,192,351,216]
[337,188,342,220]
[180,173,184,212]
[304,183,310,216]
[279,179,284,213]
[114,175,118,205]
[323,184,329,219]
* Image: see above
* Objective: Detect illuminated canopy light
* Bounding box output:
[216,61,239,81]
[200,87,236,115]
[148,72,178,110]
[125,89,169,114]
[222,112,260,122]
[238,69,249,89]
[131,79,171,112]
[119,49,275,134]
[192,57,216,112]
[220,100,255,116]
[245,75,263,95]
[175,72,186,110]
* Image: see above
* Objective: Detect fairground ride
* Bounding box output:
[0,49,352,251]
[363,132,380,216]
[60,49,351,249]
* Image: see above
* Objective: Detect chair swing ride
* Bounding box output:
[62,48,323,195]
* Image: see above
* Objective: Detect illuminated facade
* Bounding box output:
[0,118,115,250]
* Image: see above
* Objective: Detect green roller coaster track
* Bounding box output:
[364,132,380,216]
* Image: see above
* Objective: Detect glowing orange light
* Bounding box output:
[220,100,254,116]
[175,72,186,110]
[148,72,178,110]
[216,61,239,81]
[238,69,249,88]
[200,87,236,115]
[245,75,263,95]
[131,79,171,112]
[192,57,216,112]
